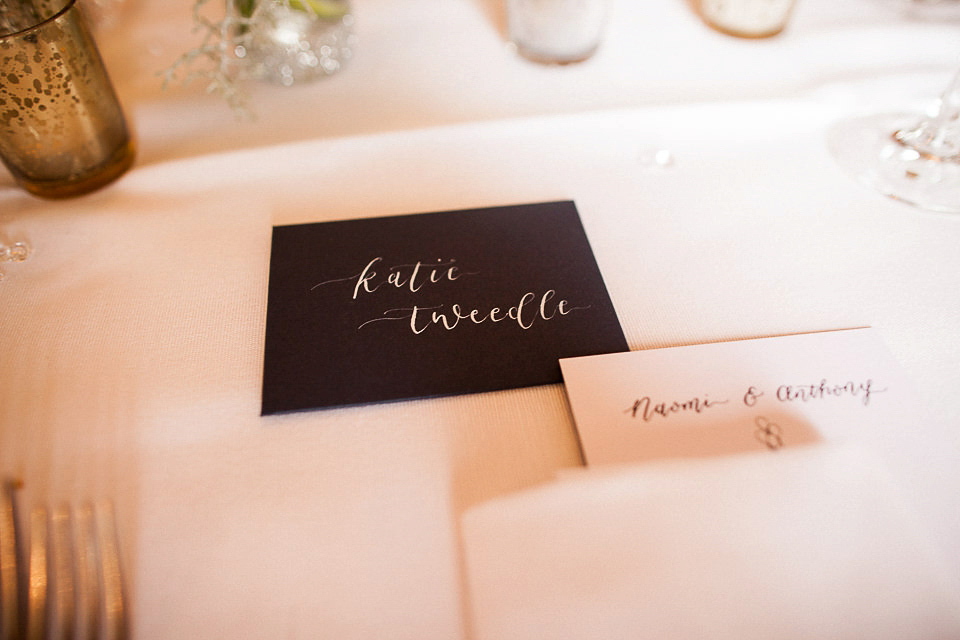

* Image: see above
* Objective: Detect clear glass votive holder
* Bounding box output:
[0,0,134,199]
[229,0,355,87]
[507,0,610,64]
[696,0,796,38]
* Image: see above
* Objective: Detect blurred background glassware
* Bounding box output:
[0,0,134,199]
[828,66,960,214]
[696,0,797,38]
[229,0,355,87]
[506,0,610,64]
[889,0,960,20]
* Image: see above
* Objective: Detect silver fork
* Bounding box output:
[1,480,127,640]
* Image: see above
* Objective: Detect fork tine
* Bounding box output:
[50,506,77,640]
[26,507,48,640]
[0,480,20,640]
[95,501,127,640]
[74,505,100,640]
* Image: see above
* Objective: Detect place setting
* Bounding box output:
[256,195,960,636]
[3,0,960,637]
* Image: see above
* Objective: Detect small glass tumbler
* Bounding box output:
[507,0,610,64]
[696,0,796,38]
[0,0,134,198]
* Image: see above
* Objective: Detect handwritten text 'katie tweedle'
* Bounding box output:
[312,257,590,335]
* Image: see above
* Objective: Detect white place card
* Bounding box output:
[559,328,919,465]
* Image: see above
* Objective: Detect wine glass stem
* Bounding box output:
[895,67,960,160]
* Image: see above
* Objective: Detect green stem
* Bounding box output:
[235,0,257,19]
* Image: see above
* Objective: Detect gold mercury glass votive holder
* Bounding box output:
[0,0,134,199]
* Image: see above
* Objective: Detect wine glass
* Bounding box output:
[828,66,960,214]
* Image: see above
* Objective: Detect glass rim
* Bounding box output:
[0,0,78,40]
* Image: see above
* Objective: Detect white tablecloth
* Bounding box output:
[2,0,960,637]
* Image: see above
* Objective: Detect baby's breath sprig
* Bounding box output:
[160,0,350,116]
[159,0,257,117]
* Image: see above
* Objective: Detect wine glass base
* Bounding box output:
[828,113,960,214]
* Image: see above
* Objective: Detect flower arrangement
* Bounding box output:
[161,0,351,115]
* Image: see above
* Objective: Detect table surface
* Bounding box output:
[2,0,960,637]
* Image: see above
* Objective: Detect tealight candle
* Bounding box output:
[506,0,610,64]
[697,0,796,38]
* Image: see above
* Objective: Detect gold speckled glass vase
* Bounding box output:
[0,0,134,198]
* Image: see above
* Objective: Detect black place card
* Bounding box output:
[261,201,628,414]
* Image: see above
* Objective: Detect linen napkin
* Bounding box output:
[462,444,960,640]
